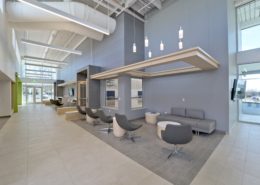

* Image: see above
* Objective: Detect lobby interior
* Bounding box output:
[1,0,260,185]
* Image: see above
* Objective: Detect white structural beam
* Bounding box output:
[26,69,56,73]
[151,0,162,9]
[116,0,137,16]
[21,39,82,55]
[23,56,69,65]
[26,73,52,76]
[25,63,62,70]
[18,0,110,35]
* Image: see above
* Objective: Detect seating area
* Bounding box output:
[157,108,216,135]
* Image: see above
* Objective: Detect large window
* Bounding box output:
[131,78,143,109]
[237,0,260,51]
[105,79,118,108]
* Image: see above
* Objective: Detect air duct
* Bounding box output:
[6,1,116,41]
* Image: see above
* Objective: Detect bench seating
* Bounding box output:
[157,108,216,134]
[65,111,86,120]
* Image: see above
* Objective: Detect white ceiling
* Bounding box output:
[237,0,260,24]
[10,0,164,77]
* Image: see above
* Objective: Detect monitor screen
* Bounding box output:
[68,88,74,96]
[232,79,247,100]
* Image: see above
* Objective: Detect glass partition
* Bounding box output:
[131,78,143,109]
[105,79,118,108]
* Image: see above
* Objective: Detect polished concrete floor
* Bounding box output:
[0,104,171,185]
[191,122,260,185]
[74,118,225,185]
[0,117,10,130]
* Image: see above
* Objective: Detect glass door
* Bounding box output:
[22,87,26,104]
[26,87,34,104]
[35,87,42,103]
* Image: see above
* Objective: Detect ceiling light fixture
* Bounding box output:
[160,41,164,51]
[23,56,68,65]
[18,0,110,35]
[160,5,164,51]
[26,69,56,73]
[179,27,183,39]
[133,43,136,53]
[25,63,62,70]
[21,39,82,55]
[179,39,183,49]
[148,50,152,58]
[133,5,136,53]
[145,36,149,47]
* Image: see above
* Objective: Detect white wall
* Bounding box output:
[0,80,11,116]
[0,0,20,81]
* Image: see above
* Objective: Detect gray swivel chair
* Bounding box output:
[97,110,113,133]
[50,99,54,104]
[85,108,102,126]
[162,124,193,161]
[115,113,142,143]
[76,105,86,121]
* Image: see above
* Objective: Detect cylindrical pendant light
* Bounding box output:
[148,50,152,58]
[179,27,183,39]
[160,41,164,51]
[133,43,136,53]
[145,36,149,47]
[179,39,183,49]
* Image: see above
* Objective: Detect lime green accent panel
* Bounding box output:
[18,82,22,105]
[14,73,19,113]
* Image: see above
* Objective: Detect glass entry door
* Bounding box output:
[26,87,43,104]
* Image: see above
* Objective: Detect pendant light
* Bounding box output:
[179,39,183,49]
[179,27,183,39]
[133,43,136,53]
[145,36,149,47]
[148,50,152,58]
[160,41,164,50]
[133,5,136,53]
[160,5,164,51]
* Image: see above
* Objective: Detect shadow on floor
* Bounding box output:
[73,118,225,185]
[0,117,10,130]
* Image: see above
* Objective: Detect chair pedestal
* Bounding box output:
[120,131,140,143]
[163,145,192,161]
[100,123,113,133]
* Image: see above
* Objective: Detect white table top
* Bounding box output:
[157,121,180,127]
[145,112,160,116]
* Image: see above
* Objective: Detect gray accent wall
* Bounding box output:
[143,0,235,132]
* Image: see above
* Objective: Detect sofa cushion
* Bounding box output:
[186,109,204,120]
[197,119,216,131]
[163,114,184,122]
[171,108,186,117]
[157,115,168,122]
[179,118,200,127]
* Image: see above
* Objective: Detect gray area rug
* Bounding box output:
[73,118,225,185]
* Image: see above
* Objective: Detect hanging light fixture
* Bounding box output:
[148,50,152,58]
[160,41,164,51]
[145,36,149,47]
[133,43,136,53]
[179,39,183,49]
[179,27,183,39]
[133,4,136,53]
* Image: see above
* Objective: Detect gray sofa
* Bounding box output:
[157,108,216,134]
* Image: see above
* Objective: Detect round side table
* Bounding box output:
[113,117,126,137]
[86,109,97,123]
[145,112,160,124]
[157,121,181,139]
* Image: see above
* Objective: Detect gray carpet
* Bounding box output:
[73,118,225,185]
[0,117,10,130]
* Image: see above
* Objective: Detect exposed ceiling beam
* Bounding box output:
[25,63,62,69]
[151,0,162,9]
[26,69,56,73]
[21,38,82,55]
[18,0,110,35]
[91,0,119,15]
[116,0,137,16]
[23,56,69,65]
[26,73,52,76]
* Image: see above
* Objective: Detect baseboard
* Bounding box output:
[0,115,11,118]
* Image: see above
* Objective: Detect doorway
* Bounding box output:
[26,87,42,104]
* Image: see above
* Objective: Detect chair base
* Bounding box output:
[163,145,192,161]
[120,131,140,143]
[100,124,113,133]
[80,118,86,121]
[90,120,103,127]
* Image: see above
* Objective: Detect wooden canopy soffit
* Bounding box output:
[58,80,76,87]
[90,47,220,80]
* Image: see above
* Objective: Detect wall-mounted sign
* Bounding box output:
[33,80,36,82]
